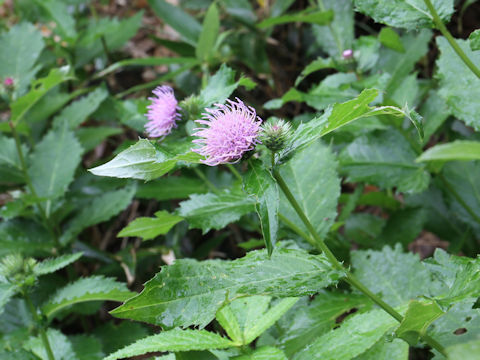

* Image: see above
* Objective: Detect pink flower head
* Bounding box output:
[192,98,262,166]
[4,77,13,86]
[145,85,181,138]
[342,49,353,59]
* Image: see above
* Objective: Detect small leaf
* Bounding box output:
[42,276,134,319]
[110,248,343,328]
[378,27,405,52]
[148,0,202,45]
[0,283,19,316]
[196,3,220,61]
[395,300,444,345]
[104,329,235,360]
[235,346,288,360]
[11,67,74,124]
[28,124,83,200]
[179,190,256,233]
[33,253,83,276]
[258,10,333,28]
[117,211,183,240]
[416,141,480,162]
[469,29,480,51]
[244,160,279,256]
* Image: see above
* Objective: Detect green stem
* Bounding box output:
[438,174,480,225]
[423,0,480,80]
[193,167,220,194]
[272,168,447,357]
[226,164,243,182]
[24,293,55,360]
[9,122,60,248]
[278,213,314,246]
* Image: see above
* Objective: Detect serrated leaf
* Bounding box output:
[279,141,340,241]
[199,64,255,107]
[0,22,44,95]
[28,124,83,200]
[196,3,220,61]
[293,308,399,360]
[89,139,200,181]
[0,219,53,257]
[148,0,202,45]
[41,275,134,319]
[437,36,480,131]
[0,283,18,316]
[11,67,74,124]
[104,329,235,360]
[469,29,480,51]
[24,328,78,360]
[354,0,453,30]
[244,160,279,256]
[235,347,288,360]
[33,252,83,276]
[257,10,333,28]
[110,248,343,328]
[179,190,255,233]
[351,245,438,307]
[378,27,405,52]
[61,185,136,244]
[117,210,183,240]
[339,129,430,193]
[417,141,480,162]
[395,300,444,345]
[52,87,108,129]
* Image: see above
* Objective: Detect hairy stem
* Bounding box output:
[272,168,447,357]
[423,0,480,80]
[9,122,60,248]
[24,293,55,360]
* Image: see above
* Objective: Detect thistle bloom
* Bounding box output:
[4,77,14,86]
[145,85,181,138]
[192,98,262,166]
[342,49,353,59]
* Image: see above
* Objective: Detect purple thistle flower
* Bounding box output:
[192,98,262,166]
[145,85,181,138]
[4,77,14,86]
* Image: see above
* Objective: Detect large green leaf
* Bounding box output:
[61,185,136,244]
[148,0,202,45]
[28,124,83,201]
[52,87,108,129]
[351,245,437,307]
[110,248,344,328]
[178,190,256,233]
[32,0,77,40]
[339,129,430,193]
[293,308,399,360]
[257,10,333,28]
[244,160,279,256]
[196,3,220,61]
[10,67,74,124]
[41,276,134,319]
[104,329,235,360]
[353,0,453,30]
[117,210,184,240]
[436,36,480,131]
[279,141,341,241]
[0,22,44,95]
[89,139,200,181]
[417,141,480,162]
[312,0,354,57]
[33,253,83,276]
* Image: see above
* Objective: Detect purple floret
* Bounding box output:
[145,85,181,138]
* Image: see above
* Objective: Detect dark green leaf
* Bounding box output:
[33,253,83,276]
[378,27,405,52]
[196,3,220,61]
[148,0,202,44]
[244,160,279,256]
[0,134,26,184]
[137,176,208,201]
[42,276,134,319]
[469,29,480,51]
[279,141,341,240]
[104,329,235,360]
[257,10,333,29]
[0,283,18,316]
[110,248,343,328]
[354,0,453,30]
[76,126,123,153]
[179,190,255,233]
[70,335,104,360]
[117,210,184,240]
[94,322,150,355]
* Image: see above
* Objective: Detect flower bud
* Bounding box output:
[261,118,292,153]
[4,77,14,87]
[179,95,202,121]
[342,49,354,60]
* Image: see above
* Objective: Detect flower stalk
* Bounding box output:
[272,168,447,357]
[24,292,55,360]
